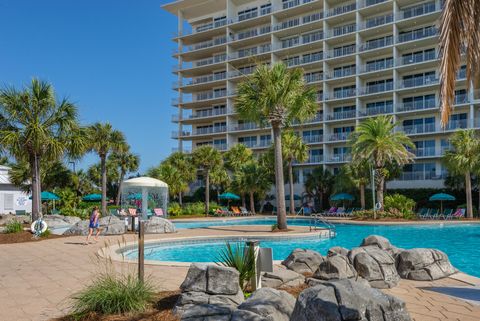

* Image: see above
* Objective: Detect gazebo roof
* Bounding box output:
[122,176,168,188]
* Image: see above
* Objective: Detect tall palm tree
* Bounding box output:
[110,147,140,205]
[304,167,334,211]
[0,79,86,221]
[165,152,195,205]
[350,116,414,214]
[235,160,271,215]
[210,167,230,202]
[282,130,308,214]
[192,145,222,214]
[148,162,185,201]
[87,123,125,216]
[224,144,253,206]
[343,161,371,210]
[443,129,480,218]
[439,0,480,127]
[235,62,317,229]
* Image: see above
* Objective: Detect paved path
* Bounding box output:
[1,225,480,321]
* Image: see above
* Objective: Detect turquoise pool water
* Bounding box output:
[126,218,480,277]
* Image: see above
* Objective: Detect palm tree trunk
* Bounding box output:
[205,170,210,215]
[288,162,295,215]
[360,183,365,209]
[101,154,107,216]
[241,193,246,208]
[31,154,41,222]
[115,171,125,206]
[465,171,473,218]
[179,192,183,206]
[376,176,385,214]
[249,191,256,215]
[272,125,287,229]
[318,192,323,211]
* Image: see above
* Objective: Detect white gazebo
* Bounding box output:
[121,177,169,220]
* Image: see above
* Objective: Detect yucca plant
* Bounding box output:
[216,242,256,291]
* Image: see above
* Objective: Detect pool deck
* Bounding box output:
[1,221,480,321]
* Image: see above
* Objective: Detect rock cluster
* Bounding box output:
[396,248,457,281]
[281,248,324,274]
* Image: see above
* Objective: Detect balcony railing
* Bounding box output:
[361,82,394,95]
[229,44,271,59]
[359,36,393,52]
[275,12,323,31]
[397,100,436,112]
[183,37,226,53]
[326,24,356,38]
[397,2,441,21]
[360,0,389,8]
[326,46,356,59]
[285,53,324,67]
[360,105,393,116]
[327,66,356,79]
[171,130,191,138]
[232,25,271,42]
[360,59,394,73]
[329,132,351,141]
[192,126,227,135]
[327,2,356,17]
[229,67,256,78]
[399,76,438,89]
[397,27,437,43]
[279,0,316,11]
[398,50,437,66]
[327,110,356,120]
[306,155,324,163]
[231,122,261,131]
[190,109,227,119]
[303,135,323,143]
[177,19,227,37]
[399,171,445,181]
[328,154,352,162]
[359,14,393,30]
[181,73,227,87]
[410,147,436,157]
[213,144,228,151]
[304,73,323,83]
[277,32,324,50]
[326,89,356,100]
[401,123,436,134]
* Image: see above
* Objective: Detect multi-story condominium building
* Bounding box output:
[163,0,479,190]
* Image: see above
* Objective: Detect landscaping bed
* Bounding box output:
[0,229,64,244]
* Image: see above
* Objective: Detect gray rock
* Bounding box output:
[0,214,30,225]
[348,246,400,288]
[291,279,411,321]
[63,220,90,236]
[361,235,403,257]
[179,303,234,321]
[327,246,349,257]
[261,267,305,288]
[235,287,295,321]
[43,215,81,232]
[207,265,241,295]
[180,264,208,292]
[396,248,457,281]
[314,254,357,280]
[144,216,176,234]
[63,215,125,236]
[231,309,267,321]
[282,249,324,274]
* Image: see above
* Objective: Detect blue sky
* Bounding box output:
[0,0,178,172]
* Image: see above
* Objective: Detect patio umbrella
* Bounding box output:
[30,191,60,212]
[330,193,355,208]
[82,193,102,202]
[218,192,240,200]
[429,193,456,213]
[126,193,152,200]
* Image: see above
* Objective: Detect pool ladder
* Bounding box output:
[310,213,336,238]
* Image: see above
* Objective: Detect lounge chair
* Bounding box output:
[442,208,454,220]
[335,207,345,217]
[154,208,164,216]
[417,208,429,220]
[429,208,440,220]
[324,207,337,217]
[231,206,242,216]
[240,207,251,216]
[452,208,466,219]
[219,207,233,216]
[128,208,137,216]
[343,208,354,217]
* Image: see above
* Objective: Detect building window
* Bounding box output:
[3,194,14,210]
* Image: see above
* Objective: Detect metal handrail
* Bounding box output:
[309,213,336,238]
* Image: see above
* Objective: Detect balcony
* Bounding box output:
[178,19,227,37]
[305,155,324,163]
[359,36,393,52]
[360,59,394,73]
[231,122,261,131]
[292,113,323,125]
[360,0,389,8]
[303,135,323,143]
[326,66,356,79]
[360,82,393,95]
[328,132,351,142]
[175,55,227,72]
[398,50,437,66]
[399,171,445,181]
[398,76,438,89]
[231,25,271,42]
[180,73,227,88]
[410,147,436,157]
[397,27,437,43]
[360,105,393,116]
[327,110,356,121]
[285,53,323,67]
[229,44,271,59]
[304,73,323,83]
[397,100,436,112]
[326,24,356,39]
[188,90,227,103]
[326,89,356,100]
[190,109,227,119]
[275,11,323,31]
[182,37,227,53]
[276,32,323,50]
[213,143,228,151]
[192,126,227,136]
[326,46,356,59]
[401,123,436,135]
[171,130,190,139]
[278,0,317,11]
[327,154,352,163]
[359,14,393,30]
[397,2,441,21]
[327,2,356,17]
[229,67,256,78]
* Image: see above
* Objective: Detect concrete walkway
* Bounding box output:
[1,226,480,321]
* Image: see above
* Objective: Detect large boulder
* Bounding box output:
[261,267,305,288]
[290,279,411,321]
[348,246,400,288]
[360,235,403,257]
[231,287,295,321]
[43,215,81,233]
[63,215,125,236]
[396,248,457,281]
[144,216,176,233]
[327,246,349,257]
[282,249,324,274]
[0,214,30,225]
[313,254,357,280]
[175,264,244,320]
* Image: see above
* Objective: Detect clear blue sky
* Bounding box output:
[0,0,178,172]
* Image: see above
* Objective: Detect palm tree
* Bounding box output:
[350,116,414,214]
[210,167,230,202]
[224,144,253,206]
[192,146,223,214]
[439,0,480,127]
[235,160,271,215]
[342,161,371,210]
[282,130,308,214]
[110,147,140,205]
[0,79,86,221]
[235,62,317,229]
[87,123,126,216]
[165,152,195,205]
[443,129,480,218]
[148,162,186,201]
[304,167,334,211]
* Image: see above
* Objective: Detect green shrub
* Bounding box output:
[183,202,205,215]
[353,209,415,220]
[71,273,155,318]
[5,221,23,233]
[271,223,278,231]
[216,242,255,291]
[168,202,182,216]
[40,229,51,238]
[208,202,221,215]
[384,194,416,216]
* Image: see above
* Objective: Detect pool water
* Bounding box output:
[126,219,480,277]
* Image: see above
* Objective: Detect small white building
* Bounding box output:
[0,165,31,214]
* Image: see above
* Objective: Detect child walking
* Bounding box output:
[85,206,101,245]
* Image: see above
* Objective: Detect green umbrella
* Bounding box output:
[126,193,152,200]
[429,193,456,213]
[219,192,240,200]
[330,193,355,201]
[82,193,102,202]
[29,191,60,201]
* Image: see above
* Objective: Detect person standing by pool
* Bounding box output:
[85,206,101,244]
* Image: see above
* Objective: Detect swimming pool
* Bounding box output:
[125,219,480,277]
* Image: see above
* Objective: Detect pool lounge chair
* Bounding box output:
[324,207,337,217]
[441,208,454,220]
[231,206,242,216]
[429,208,440,220]
[417,208,430,220]
[452,208,466,219]
[240,207,251,216]
[128,208,137,216]
[335,207,345,217]
[154,208,164,216]
[343,208,354,217]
